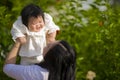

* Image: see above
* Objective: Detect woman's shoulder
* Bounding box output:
[24,65,49,80]
[3,64,48,73]
[32,65,48,72]
[3,64,49,80]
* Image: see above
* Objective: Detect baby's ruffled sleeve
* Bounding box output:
[44,13,60,34]
[11,16,27,41]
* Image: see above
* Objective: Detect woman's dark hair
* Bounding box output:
[21,4,44,27]
[38,40,76,80]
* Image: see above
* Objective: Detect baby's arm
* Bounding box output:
[46,31,56,44]
[44,13,60,44]
[11,17,27,44]
[11,27,27,44]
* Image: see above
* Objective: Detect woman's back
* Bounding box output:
[3,64,49,80]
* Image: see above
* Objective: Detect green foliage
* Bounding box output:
[55,0,120,80]
[0,6,13,60]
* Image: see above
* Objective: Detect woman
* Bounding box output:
[3,40,76,80]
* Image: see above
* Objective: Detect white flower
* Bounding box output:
[98,6,107,11]
[86,70,96,80]
[81,3,92,11]
[87,0,96,4]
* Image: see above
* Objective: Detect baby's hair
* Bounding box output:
[21,4,44,27]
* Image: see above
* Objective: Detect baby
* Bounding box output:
[11,4,60,65]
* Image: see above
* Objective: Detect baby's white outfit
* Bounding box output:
[11,13,60,65]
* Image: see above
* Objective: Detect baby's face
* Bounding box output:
[28,16,45,32]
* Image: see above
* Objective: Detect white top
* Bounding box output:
[11,13,60,57]
[3,64,49,80]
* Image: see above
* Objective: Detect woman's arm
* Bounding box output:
[4,41,20,64]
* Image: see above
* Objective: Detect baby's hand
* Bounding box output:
[16,37,27,45]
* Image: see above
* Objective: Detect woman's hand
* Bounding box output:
[16,36,27,45]
[46,31,56,44]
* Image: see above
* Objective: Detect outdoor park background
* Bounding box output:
[0,0,120,80]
